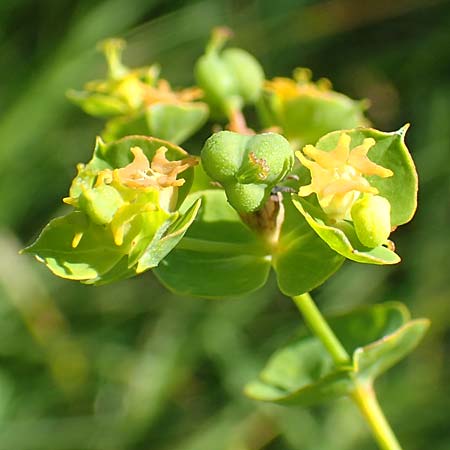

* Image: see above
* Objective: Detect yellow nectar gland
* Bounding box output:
[296,133,393,221]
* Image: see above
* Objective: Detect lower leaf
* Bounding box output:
[153,190,271,298]
[245,302,429,406]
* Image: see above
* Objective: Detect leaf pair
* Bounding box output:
[153,189,344,297]
[244,302,429,406]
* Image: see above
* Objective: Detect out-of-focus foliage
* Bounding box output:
[1,0,449,449]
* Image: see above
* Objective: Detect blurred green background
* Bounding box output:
[0,0,449,449]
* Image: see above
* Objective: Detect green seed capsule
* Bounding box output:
[195,28,264,117]
[195,51,238,115]
[221,48,264,104]
[79,185,124,225]
[351,194,391,248]
[201,131,293,213]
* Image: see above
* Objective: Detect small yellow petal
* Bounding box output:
[330,133,351,162]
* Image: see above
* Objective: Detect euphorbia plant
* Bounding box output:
[23,28,428,450]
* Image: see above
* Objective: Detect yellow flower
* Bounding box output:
[264,68,333,101]
[296,133,393,220]
[142,79,203,107]
[114,146,197,189]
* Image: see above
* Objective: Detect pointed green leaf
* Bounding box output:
[292,196,400,265]
[22,212,125,281]
[137,198,202,272]
[82,201,201,286]
[354,319,430,381]
[245,338,353,405]
[102,113,149,142]
[145,103,209,144]
[153,190,271,298]
[272,195,344,296]
[66,89,129,117]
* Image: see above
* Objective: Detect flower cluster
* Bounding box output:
[67,38,208,144]
[296,132,393,221]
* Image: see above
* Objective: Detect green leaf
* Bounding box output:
[272,195,344,296]
[145,103,209,145]
[137,198,202,272]
[83,255,136,286]
[354,319,430,381]
[245,338,353,405]
[102,103,209,145]
[126,209,173,268]
[153,190,271,298]
[83,201,202,285]
[66,89,128,118]
[292,196,401,265]
[282,93,366,146]
[22,212,125,281]
[315,126,417,226]
[245,303,428,406]
[102,113,149,142]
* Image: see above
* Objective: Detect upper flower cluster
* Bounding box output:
[67,38,208,144]
[264,68,333,101]
[259,68,368,147]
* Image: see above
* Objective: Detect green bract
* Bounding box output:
[154,191,345,298]
[294,125,417,264]
[201,131,294,213]
[258,68,367,147]
[154,190,272,298]
[22,136,200,284]
[67,38,208,144]
[195,27,264,118]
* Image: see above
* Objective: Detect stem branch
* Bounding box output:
[291,292,403,450]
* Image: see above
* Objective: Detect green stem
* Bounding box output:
[291,293,403,450]
[292,293,350,365]
[351,382,402,450]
